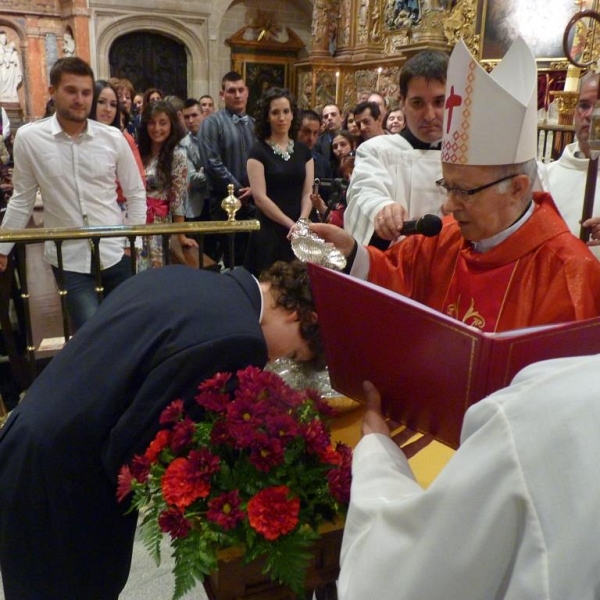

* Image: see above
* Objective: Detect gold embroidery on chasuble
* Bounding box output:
[442,252,520,332]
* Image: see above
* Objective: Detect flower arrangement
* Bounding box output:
[117,365,352,600]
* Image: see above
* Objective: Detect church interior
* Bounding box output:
[1,0,600,598]
[0,0,594,133]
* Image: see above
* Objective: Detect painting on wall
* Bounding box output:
[479,0,578,62]
[243,62,287,117]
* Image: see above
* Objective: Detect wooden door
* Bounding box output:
[109,32,187,99]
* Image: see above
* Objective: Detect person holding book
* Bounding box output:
[337,353,600,600]
[313,37,600,332]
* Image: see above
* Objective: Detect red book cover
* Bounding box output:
[308,264,600,448]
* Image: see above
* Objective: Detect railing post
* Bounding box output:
[127,236,137,275]
[16,244,37,382]
[91,237,104,304]
[54,241,72,342]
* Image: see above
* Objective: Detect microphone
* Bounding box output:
[401,214,442,237]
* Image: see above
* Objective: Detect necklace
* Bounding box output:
[267,139,294,161]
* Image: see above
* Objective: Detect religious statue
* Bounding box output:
[63,31,75,57]
[0,31,23,103]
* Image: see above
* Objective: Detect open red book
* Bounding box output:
[308,263,600,448]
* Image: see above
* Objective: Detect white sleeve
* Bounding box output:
[1,107,10,140]
[115,134,147,226]
[344,140,400,245]
[338,401,538,600]
[0,130,38,256]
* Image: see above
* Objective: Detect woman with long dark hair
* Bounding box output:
[137,100,195,268]
[90,80,145,214]
[244,87,314,276]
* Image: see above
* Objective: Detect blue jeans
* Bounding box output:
[52,255,132,333]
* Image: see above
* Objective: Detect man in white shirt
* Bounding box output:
[344,50,448,247]
[0,57,146,331]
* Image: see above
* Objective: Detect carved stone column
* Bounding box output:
[311,0,341,58]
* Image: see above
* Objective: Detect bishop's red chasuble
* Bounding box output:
[367,193,600,332]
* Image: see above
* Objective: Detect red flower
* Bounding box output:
[130,454,151,482]
[160,399,185,424]
[327,465,351,505]
[303,419,330,455]
[161,457,211,509]
[145,429,172,463]
[327,443,352,504]
[116,465,134,503]
[188,447,220,477]
[158,507,191,539]
[265,413,299,442]
[207,490,245,530]
[170,418,195,453]
[236,368,304,409]
[210,420,234,446]
[194,390,230,413]
[227,396,267,429]
[305,388,336,418]
[198,371,231,393]
[247,486,300,541]
[249,435,285,472]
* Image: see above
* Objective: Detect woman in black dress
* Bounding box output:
[245,87,314,276]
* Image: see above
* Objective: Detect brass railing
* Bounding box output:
[0,220,260,389]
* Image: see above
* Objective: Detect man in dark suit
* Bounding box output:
[315,103,343,172]
[298,109,332,181]
[0,261,322,600]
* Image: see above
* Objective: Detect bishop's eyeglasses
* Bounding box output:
[435,174,518,201]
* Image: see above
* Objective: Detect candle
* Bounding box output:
[335,71,340,104]
[377,67,382,92]
[564,66,581,93]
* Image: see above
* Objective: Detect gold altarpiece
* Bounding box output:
[296,0,482,113]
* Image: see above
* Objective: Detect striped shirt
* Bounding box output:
[197,109,256,198]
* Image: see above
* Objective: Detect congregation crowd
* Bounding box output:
[3,33,600,600]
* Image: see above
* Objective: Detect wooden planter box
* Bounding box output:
[203,526,342,600]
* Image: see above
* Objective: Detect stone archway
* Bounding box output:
[109,32,187,98]
[93,13,208,99]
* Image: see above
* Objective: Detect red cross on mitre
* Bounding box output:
[445,85,462,134]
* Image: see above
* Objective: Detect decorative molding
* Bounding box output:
[226,25,304,54]
[442,0,479,57]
